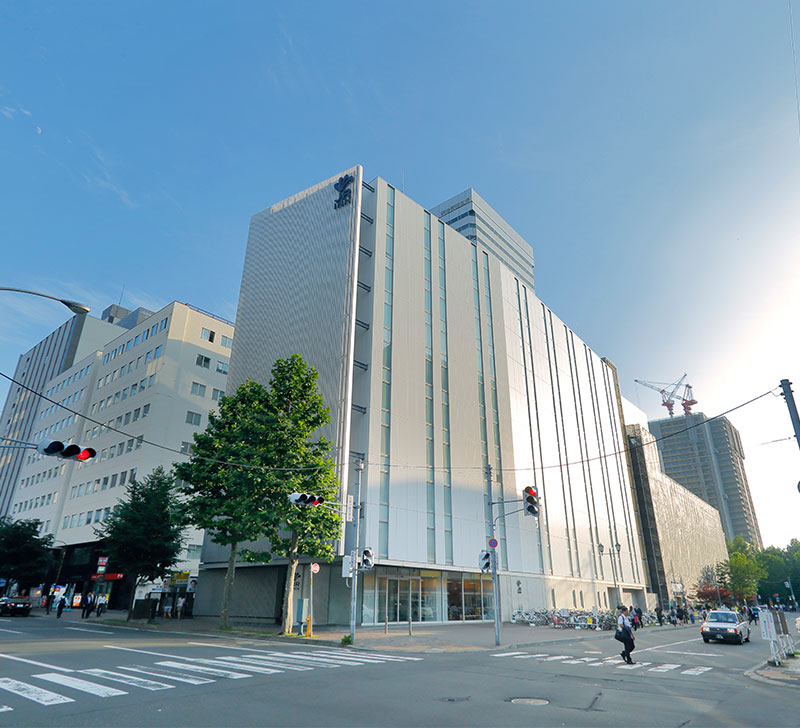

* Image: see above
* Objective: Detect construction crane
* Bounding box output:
[634,374,698,417]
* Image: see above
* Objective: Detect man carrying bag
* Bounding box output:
[614,606,636,664]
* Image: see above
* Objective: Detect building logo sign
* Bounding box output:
[333,174,354,209]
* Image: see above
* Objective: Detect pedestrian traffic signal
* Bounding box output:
[361,547,374,570]
[479,549,491,572]
[288,492,324,506]
[36,440,96,461]
[523,486,539,516]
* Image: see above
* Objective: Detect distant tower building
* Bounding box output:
[648,413,762,548]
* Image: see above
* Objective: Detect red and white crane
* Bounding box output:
[634,374,698,417]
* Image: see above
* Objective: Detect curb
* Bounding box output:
[744,657,800,688]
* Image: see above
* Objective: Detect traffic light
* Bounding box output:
[37,440,96,462]
[479,549,491,573]
[523,486,539,516]
[288,492,325,506]
[361,547,374,570]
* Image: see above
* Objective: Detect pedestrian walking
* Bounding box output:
[635,606,644,628]
[82,592,95,619]
[670,607,678,626]
[45,593,54,615]
[95,594,106,617]
[615,606,636,664]
[655,605,664,626]
[177,596,186,619]
[56,596,65,618]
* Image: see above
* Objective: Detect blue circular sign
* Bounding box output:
[488,538,498,549]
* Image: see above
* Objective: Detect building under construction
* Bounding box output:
[648,413,762,549]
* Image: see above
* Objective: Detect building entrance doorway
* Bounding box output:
[377,577,421,622]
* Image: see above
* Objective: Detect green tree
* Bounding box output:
[726,535,756,558]
[94,467,184,619]
[0,517,54,594]
[723,552,766,603]
[176,355,341,632]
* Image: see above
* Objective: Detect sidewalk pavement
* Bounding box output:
[749,653,800,686]
[71,608,696,653]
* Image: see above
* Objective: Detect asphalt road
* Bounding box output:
[0,614,795,727]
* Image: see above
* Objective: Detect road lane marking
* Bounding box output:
[0,678,74,705]
[154,661,251,679]
[513,653,549,659]
[268,651,371,666]
[0,653,73,672]
[34,673,127,697]
[0,619,10,623]
[82,669,174,691]
[0,705,11,712]
[635,637,701,654]
[663,650,722,658]
[104,645,187,659]
[188,658,282,675]
[492,652,526,657]
[681,666,713,675]
[562,657,599,663]
[118,666,215,685]
[617,662,651,670]
[542,655,572,661]
[0,629,24,635]
[314,649,423,662]
[649,664,681,672]
[65,627,115,635]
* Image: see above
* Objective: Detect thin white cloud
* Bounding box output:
[19,107,31,116]
[35,126,42,135]
[1,106,15,119]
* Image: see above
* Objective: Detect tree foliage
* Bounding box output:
[753,539,800,605]
[176,355,341,631]
[94,466,184,618]
[0,517,54,592]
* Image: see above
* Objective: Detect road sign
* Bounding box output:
[311,563,320,574]
[97,556,108,567]
[488,538,498,549]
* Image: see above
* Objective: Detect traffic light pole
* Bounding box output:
[349,458,364,644]
[486,465,502,647]
[780,379,800,456]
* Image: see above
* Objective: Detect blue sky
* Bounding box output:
[1,1,799,547]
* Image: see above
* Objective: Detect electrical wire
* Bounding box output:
[0,370,779,477]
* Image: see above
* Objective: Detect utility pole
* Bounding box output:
[349,458,364,643]
[486,464,502,647]
[780,379,800,455]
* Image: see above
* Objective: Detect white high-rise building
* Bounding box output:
[8,301,234,609]
[197,166,648,625]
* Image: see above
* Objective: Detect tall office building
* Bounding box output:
[648,413,762,548]
[7,302,234,608]
[0,309,133,516]
[197,166,648,625]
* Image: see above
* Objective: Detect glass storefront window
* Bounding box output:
[361,572,375,624]
[463,576,482,620]
[421,575,441,621]
[447,576,463,620]
[481,574,495,620]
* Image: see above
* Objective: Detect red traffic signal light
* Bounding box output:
[36,440,96,462]
[523,486,539,516]
[288,492,324,506]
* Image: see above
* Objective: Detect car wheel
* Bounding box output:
[703,638,709,643]
[738,633,745,645]
[744,634,750,642]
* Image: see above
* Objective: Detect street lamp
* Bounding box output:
[0,287,90,315]
[598,542,622,608]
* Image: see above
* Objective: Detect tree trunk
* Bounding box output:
[127,576,140,621]
[281,530,300,635]
[220,541,237,630]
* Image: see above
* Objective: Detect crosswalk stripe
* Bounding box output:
[0,629,24,635]
[542,655,572,661]
[681,666,713,675]
[0,705,11,712]
[0,678,74,705]
[492,652,526,658]
[562,657,599,664]
[649,664,681,672]
[82,669,174,691]
[303,651,387,664]
[589,659,623,666]
[246,651,342,668]
[274,651,371,666]
[117,666,215,685]
[617,662,651,670]
[154,661,251,679]
[189,658,282,675]
[513,653,549,659]
[216,655,313,672]
[34,672,127,697]
[315,649,423,662]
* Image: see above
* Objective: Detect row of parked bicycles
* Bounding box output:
[511,608,660,630]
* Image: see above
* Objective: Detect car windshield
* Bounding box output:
[708,613,737,623]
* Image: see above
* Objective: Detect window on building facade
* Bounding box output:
[186,411,201,426]
[221,335,233,348]
[201,328,215,343]
[191,382,206,397]
[216,361,229,375]
[211,388,224,401]
[196,354,210,369]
